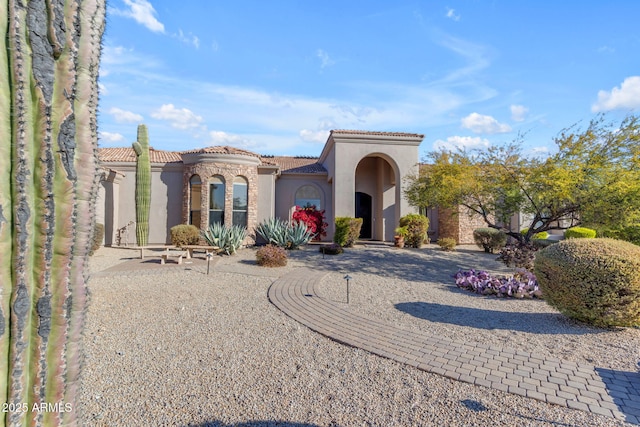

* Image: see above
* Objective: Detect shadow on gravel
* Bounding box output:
[395,301,609,335]
[186,421,323,427]
[288,245,510,284]
[594,368,640,425]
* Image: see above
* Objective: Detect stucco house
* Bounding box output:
[97,129,486,247]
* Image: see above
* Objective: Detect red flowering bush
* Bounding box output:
[292,205,327,241]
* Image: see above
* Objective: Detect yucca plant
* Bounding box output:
[202,223,247,255]
[0,1,106,425]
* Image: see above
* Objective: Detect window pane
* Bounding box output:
[209,211,224,226]
[232,211,247,227]
[295,185,321,209]
[210,179,225,210]
[233,182,248,210]
[189,175,202,228]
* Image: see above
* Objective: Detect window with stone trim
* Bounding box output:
[189,175,202,228]
[209,175,225,225]
[232,176,248,227]
[295,184,321,209]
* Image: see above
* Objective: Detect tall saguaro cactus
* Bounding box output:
[0,1,106,426]
[132,124,151,247]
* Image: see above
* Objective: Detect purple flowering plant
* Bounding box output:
[453,268,542,299]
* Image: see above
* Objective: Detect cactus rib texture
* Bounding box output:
[133,124,151,247]
[0,1,106,426]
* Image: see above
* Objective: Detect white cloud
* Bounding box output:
[99,131,125,143]
[207,131,259,150]
[98,82,108,95]
[445,8,460,21]
[175,29,200,49]
[111,0,165,33]
[433,136,490,151]
[592,76,640,112]
[510,104,529,122]
[317,49,335,69]
[151,104,204,130]
[300,129,330,143]
[461,112,511,134]
[108,107,143,123]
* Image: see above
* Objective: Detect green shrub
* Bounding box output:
[256,244,288,267]
[90,223,104,256]
[533,238,640,327]
[319,243,343,255]
[334,217,363,248]
[398,214,429,248]
[520,228,549,240]
[202,222,247,255]
[473,228,507,253]
[600,225,640,246]
[564,226,596,239]
[170,224,200,247]
[437,237,456,251]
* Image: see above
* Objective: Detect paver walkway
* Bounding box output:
[268,267,640,425]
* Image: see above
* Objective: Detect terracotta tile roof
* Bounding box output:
[261,156,325,174]
[331,129,425,138]
[181,145,261,158]
[98,147,183,163]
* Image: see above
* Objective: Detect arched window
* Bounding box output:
[209,175,225,225]
[232,176,248,227]
[189,175,201,228]
[295,184,321,209]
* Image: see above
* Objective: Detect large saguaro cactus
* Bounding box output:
[0,1,106,426]
[132,124,151,246]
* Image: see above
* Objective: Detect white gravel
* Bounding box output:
[79,244,639,426]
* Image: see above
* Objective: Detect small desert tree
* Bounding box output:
[404,115,640,243]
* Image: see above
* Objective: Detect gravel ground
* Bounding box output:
[79,244,639,426]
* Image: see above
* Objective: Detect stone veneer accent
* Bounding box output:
[438,206,489,245]
[182,161,259,244]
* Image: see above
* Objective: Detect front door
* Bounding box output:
[355,192,372,239]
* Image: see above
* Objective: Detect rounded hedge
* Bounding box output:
[473,228,507,253]
[399,214,429,248]
[564,226,596,239]
[533,238,640,327]
[170,224,201,246]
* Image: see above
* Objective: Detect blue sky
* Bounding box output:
[99,1,640,158]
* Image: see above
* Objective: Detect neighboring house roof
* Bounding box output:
[331,129,425,138]
[98,147,183,163]
[261,156,326,174]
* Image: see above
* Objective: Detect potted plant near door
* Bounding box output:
[394,226,408,248]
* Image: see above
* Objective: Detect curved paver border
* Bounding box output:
[268,267,640,425]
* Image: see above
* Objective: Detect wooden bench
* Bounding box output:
[137,245,178,259]
[160,250,188,265]
[181,245,220,259]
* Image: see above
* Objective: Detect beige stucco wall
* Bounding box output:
[101,162,183,245]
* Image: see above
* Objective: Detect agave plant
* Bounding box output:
[255,217,314,249]
[256,217,289,247]
[287,221,314,249]
[202,223,247,255]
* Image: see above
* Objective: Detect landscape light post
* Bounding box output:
[344,274,352,304]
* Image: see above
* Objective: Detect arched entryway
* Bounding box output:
[354,155,399,241]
